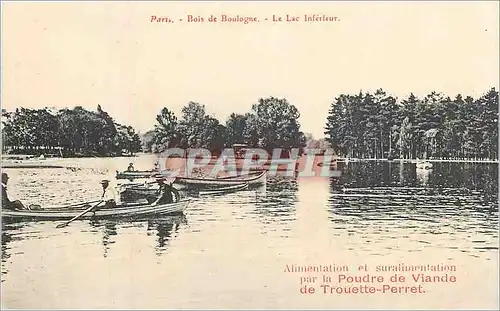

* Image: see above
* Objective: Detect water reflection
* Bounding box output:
[147,215,187,254]
[1,220,36,282]
[333,161,498,193]
[415,166,431,185]
[252,176,298,238]
[1,158,499,309]
[256,176,298,209]
[87,215,188,257]
[88,220,118,258]
[1,222,17,280]
[327,162,499,256]
[0,216,189,280]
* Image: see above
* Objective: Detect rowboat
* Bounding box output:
[217,171,263,180]
[119,180,184,195]
[116,170,159,180]
[119,183,160,203]
[119,181,159,193]
[2,199,190,220]
[2,154,64,169]
[175,171,266,187]
[199,182,249,195]
[121,185,159,197]
[416,161,433,170]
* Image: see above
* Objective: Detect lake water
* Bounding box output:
[1,155,498,309]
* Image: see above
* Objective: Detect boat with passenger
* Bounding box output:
[116,170,160,180]
[174,171,266,187]
[2,199,190,221]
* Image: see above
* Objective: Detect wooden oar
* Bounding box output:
[55,200,103,229]
[35,200,102,210]
[62,200,102,208]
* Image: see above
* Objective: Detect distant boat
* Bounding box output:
[1,154,64,169]
[416,160,433,170]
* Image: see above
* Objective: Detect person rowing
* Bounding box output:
[54,181,120,228]
[146,177,179,204]
[98,179,120,208]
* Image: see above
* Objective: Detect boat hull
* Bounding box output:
[2,199,190,220]
[120,186,160,203]
[175,171,266,187]
[122,187,159,197]
[116,171,267,186]
[199,183,249,195]
[2,160,64,169]
[116,170,158,179]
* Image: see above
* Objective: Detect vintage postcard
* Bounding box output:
[1,1,498,309]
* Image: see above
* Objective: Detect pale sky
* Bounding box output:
[2,1,499,138]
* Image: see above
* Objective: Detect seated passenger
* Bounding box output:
[1,173,28,211]
[127,163,135,172]
[154,178,179,204]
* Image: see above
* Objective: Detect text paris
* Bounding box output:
[150,15,173,23]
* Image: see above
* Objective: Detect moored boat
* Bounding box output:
[118,180,184,197]
[116,170,159,179]
[119,183,160,203]
[216,171,263,180]
[120,185,159,196]
[416,161,433,170]
[2,199,190,220]
[1,154,64,169]
[175,171,266,187]
[198,182,249,195]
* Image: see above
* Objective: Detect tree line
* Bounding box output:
[324,88,498,160]
[3,88,497,160]
[145,97,306,156]
[2,105,142,157]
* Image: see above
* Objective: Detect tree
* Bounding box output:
[225,113,248,147]
[153,107,179,152]
[324,89,498,160]
[2,106,141,157]
[200,115,225,151]
[178,102,207,148]
[305,133,330,151]
[325,95,350,156]
[114,124,142,156]
[244,97,306,153]
[141,130,156,153]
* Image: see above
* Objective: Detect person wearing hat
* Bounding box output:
[127,163,135,172]
[1,172,27,211]
[152,177,179,205]
[99,179,120,208]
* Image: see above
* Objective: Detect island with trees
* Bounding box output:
[1,105,142,157]
[325,88,498,161]
[144,96,308,157]
[2,89,497,162]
